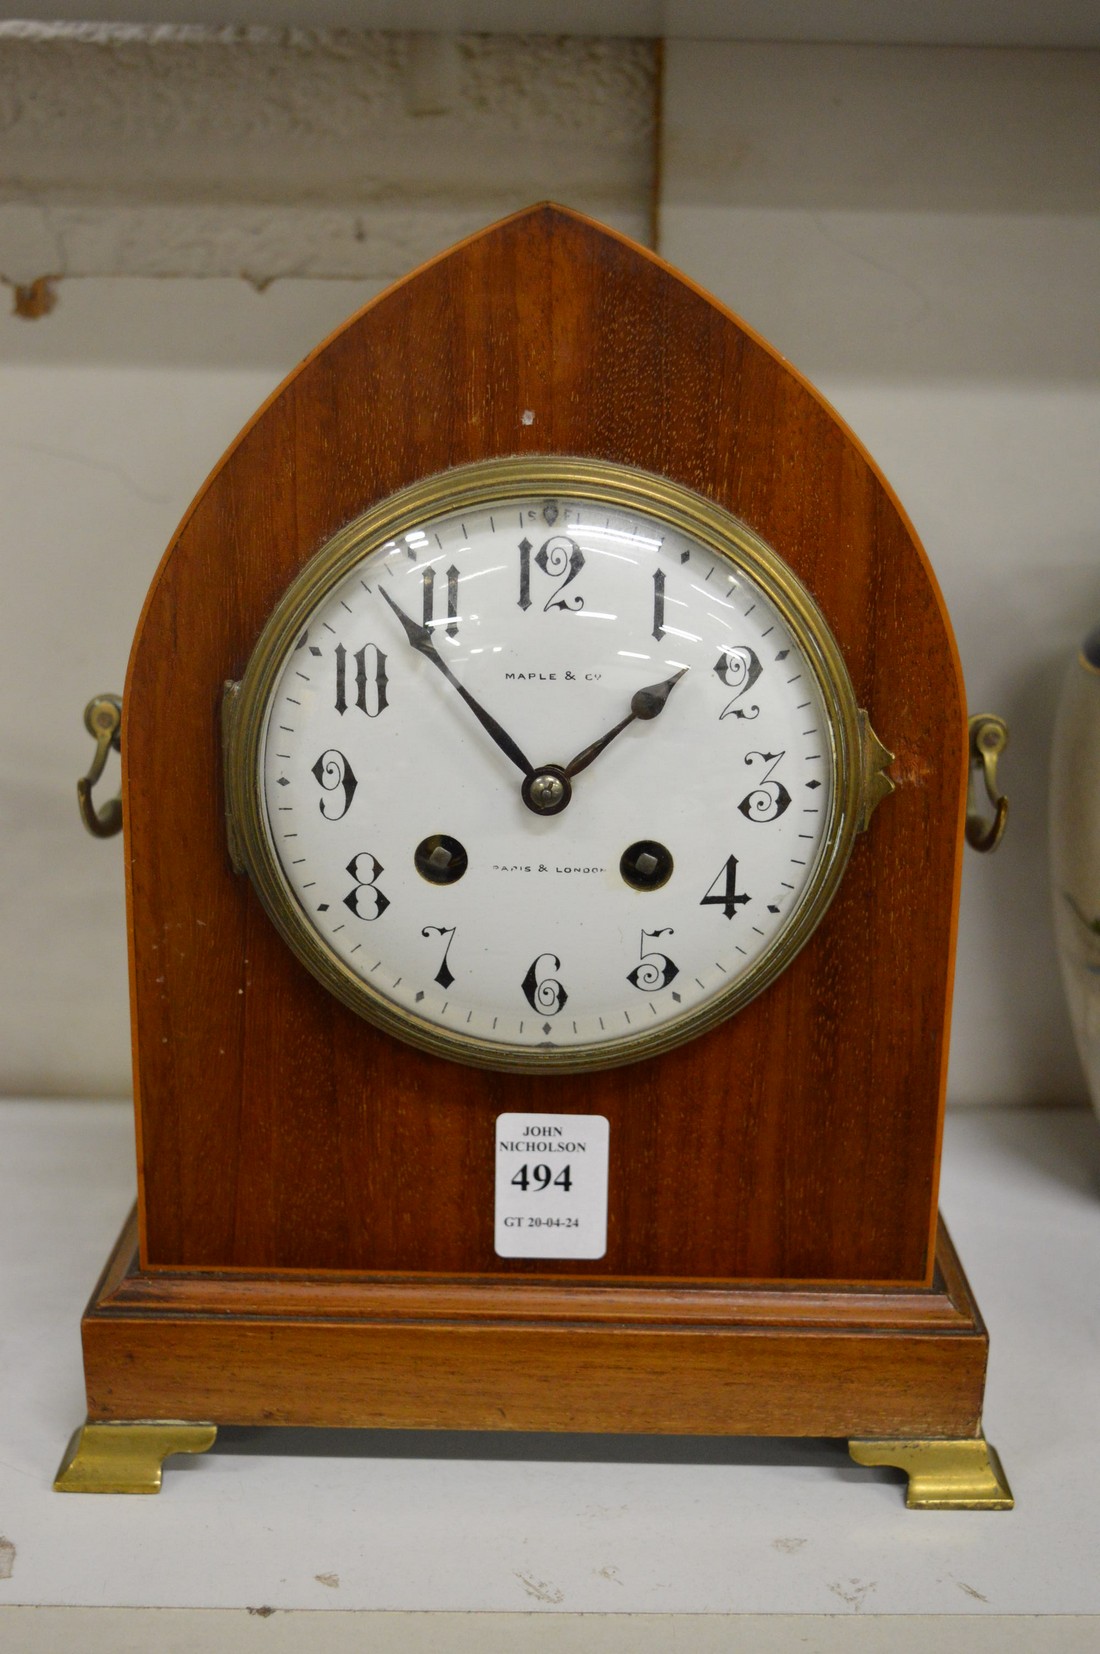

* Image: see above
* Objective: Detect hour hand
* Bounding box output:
[380,587,534,778]
[564,668,688,778]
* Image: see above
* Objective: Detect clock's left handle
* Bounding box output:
[76,694,123,838]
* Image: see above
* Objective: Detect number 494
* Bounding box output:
[512,1162,572,1193]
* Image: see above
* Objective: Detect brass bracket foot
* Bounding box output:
[849,1435,1014,1510]
[54,1420,217,1494]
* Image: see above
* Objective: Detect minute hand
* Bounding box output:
[564,668,688,778]
[380,587,534,777]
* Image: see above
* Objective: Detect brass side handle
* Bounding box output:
[77,694,123,838]
[966,713,1008,852]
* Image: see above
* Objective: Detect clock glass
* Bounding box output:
[226,458,865,1070]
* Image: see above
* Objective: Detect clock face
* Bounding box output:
[227,459,865,1070]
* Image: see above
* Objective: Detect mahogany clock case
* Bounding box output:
[69,196,979,1459]
[120,205,964,1292]
[65,204,993,1457]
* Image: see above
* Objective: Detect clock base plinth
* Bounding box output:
[61,1209,1005,1504]
[849,1436,1014,1510]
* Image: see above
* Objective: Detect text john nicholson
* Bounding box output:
[498,1139,587,1153]
[499,1125,588,1153]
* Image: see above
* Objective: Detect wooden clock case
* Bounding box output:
[59,206,1011,1507]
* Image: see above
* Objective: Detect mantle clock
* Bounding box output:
[60,205,1012,1510]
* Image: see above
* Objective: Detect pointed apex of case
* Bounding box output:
[442,199,658,263]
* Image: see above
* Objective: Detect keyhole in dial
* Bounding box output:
[414,833,468,885]
[620,839,674,891]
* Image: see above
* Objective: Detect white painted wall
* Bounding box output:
[660,41,1100,1105]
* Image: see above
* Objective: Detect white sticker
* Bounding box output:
[494,1112,609,1259]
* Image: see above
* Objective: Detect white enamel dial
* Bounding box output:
[231,461,865,1071]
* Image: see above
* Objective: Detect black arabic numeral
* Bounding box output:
[535,535,585,612]
[514,1161,572,1191]
[334,642,348,714]
[700,855,751,920]
[714,646,762,720]
[652,569,665,641]
[738,750,792,823]
[311,749,357,820]
[517,537,532,611]
[521,952,568,1014]
[423,563,461,637]
[626,927,679,991]
[422,924,457,989]
[344,852,389,920]
[444,564,459,636]
[335,641,389,717]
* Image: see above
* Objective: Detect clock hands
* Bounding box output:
[562,668,689,779]
[383,585,686,815]
[517,668,689,816]
[380,587,535,778]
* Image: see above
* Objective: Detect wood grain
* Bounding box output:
[123,204,967,1286]
[93,1210,979,1331]
[82,1210,987,1438]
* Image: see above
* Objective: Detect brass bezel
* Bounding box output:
[224,456,866,1073]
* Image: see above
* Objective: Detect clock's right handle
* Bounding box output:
[965,714,1009,852]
